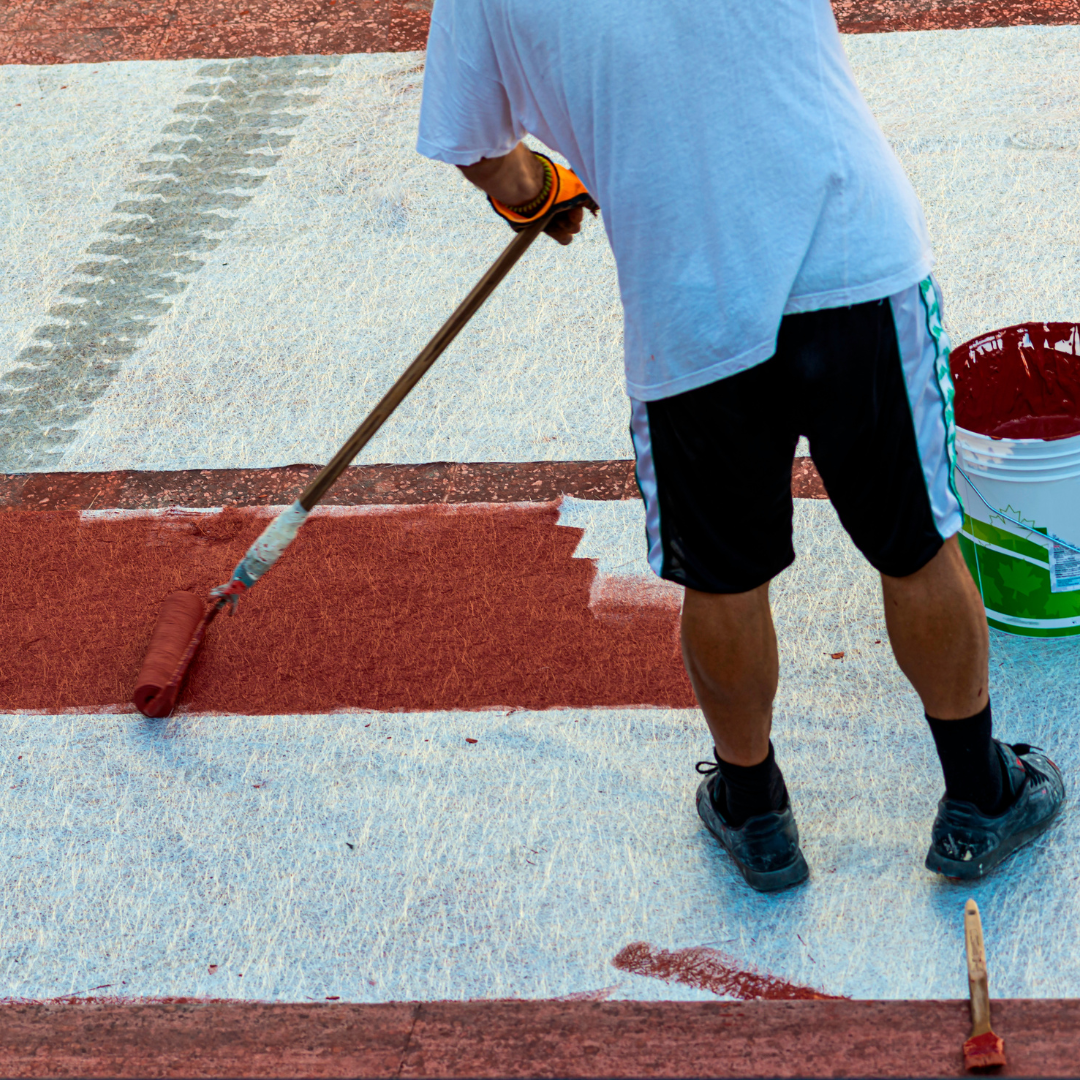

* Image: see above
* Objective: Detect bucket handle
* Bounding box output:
[957,466,1080,555]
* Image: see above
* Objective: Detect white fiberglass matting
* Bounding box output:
[2,26,1080,473]
[0,60,205,372]
[3,501,1078,1002]
[847,27,1080,343]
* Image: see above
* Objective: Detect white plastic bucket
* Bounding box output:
[952,322,1080,636]
[956,428,1080,635]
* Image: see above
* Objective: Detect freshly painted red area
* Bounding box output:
[952,324,1080,440]
[612,942,844,1002]
[0,503,692,714]
[2,998,1079,1078]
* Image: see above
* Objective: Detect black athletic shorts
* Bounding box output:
[629,277,963,594]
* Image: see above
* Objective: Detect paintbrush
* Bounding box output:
[963,898,1006,1070]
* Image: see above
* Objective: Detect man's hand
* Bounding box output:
[544,205,587,246]
[458,144,597,245]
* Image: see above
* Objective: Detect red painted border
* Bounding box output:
[835,0,1080,33]
[0,459,827,511]
[2,1,1078,66]
[0,998,1077,1078]
[0,0,432,65]
[0,461,637,511]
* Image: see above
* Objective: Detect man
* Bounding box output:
[416,0,1065,891]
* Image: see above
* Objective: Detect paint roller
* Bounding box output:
[131,213,555,718]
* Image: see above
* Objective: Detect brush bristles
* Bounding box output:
[963,1031,1006,1070]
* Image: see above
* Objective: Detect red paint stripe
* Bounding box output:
[0,460,827,511]
[0,503,693,713]
[3,1,1077,66]
[0,461,640,511]
[835,0,1080,33]
[0,997,1077,1077]
[0,0,431,64]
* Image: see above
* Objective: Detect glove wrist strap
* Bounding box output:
[505,155,553,216]
[490,152,561,226]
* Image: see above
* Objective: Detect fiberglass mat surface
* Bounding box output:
[2,501,1077,1002]
[2,26,1080,471]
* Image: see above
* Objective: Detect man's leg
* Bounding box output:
[682,583,794,859]
[681,582,777,767]
[884,531,1071,879]
[882,534,1065,879]
[881,537,1007,814]
[880,535,988,721]
[625,371,808,891]
[883,534,997,800]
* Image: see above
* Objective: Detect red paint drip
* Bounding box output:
[612,942,845,1001]
[952,323,1080,440]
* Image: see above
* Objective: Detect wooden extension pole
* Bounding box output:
[298,213,551,512]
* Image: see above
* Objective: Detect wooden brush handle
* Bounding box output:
[298,212,552,512]
[965,898,992,1036]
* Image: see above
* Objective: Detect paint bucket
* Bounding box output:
[952,323,1080,636]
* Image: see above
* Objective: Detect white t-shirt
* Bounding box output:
[417,0,933,402]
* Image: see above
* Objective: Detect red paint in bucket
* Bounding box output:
[951,323,1080,440]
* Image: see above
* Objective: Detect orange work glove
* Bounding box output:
[489,151,599,235]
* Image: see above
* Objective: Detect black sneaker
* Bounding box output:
[695,760,809,893]
[925,740,1065,881]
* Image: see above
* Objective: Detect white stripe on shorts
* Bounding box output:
[629,399,665,576]
[888,275,963,543]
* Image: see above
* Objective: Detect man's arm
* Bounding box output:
[458,143,587,246]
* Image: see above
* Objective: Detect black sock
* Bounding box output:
[713,742,788,827]
[926,701,1006,814]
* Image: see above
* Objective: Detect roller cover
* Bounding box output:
[132,591,206,718]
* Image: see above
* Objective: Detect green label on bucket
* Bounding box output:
[961,514,1049,565]
[960,515,1080,635]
